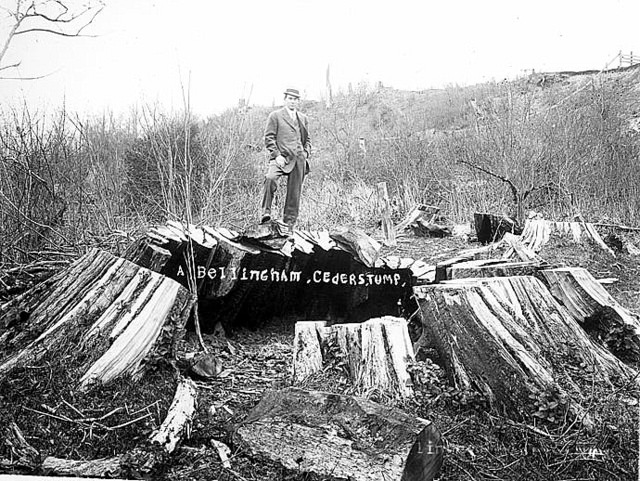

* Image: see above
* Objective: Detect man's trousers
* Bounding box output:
[261,155,306,225]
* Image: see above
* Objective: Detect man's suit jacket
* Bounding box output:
[264,108,311,174]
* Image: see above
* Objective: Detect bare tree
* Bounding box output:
[0,0,104,79]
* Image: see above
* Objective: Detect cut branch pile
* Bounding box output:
[39,377,198,478]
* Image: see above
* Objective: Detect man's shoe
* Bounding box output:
[260,213,271,224]
[286,223,295,238]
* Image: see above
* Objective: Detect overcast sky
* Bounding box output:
[1,0,638,117]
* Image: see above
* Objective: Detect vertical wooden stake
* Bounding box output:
[377,181,396,246]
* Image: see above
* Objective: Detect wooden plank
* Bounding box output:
[377,181,396,246]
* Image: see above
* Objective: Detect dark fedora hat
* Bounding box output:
[283,88,300,99]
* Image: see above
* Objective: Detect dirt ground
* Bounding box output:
[1,226,639,481]
[164,227,640,481]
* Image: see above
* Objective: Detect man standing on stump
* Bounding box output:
[260,88,311,234]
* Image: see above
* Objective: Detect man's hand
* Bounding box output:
[275,155,286,168]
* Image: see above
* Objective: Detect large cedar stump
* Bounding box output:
[413,276,634,420]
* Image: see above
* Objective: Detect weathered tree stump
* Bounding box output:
[413,276,634,420]
[233,387,443,481]
[474,212,519,244]
[293,317,415,398]
[541,267,640,360]
[520,216,615,255]
[126,225,412,332]
[0,249,193,386]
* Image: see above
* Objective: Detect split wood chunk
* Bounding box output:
[293,321,327,382]
[414,276,634,418]
[149,377,198,453]
[124,237,172,273]
[0,249,193,388]
[541,267,640,359]
[448,259,541,280]
[2,423,40,470]
[40,456,122,478]
[233,388,443,481]
[396,204,439,233]
[293,317,415,398]
[410,220,452,238]
[330,228,381,268]
[377,181,397,246]
[501,232,545,263]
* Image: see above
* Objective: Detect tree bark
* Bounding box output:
[293,317,415,398]
[233,387,443,481]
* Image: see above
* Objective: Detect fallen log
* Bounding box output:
[40,457,122,478]
[448,259,540,280]
[233,387,443,481]
[149,377,198,453]
[293,317,415,398]
[413,276,634,420]
[540,267,640,360]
